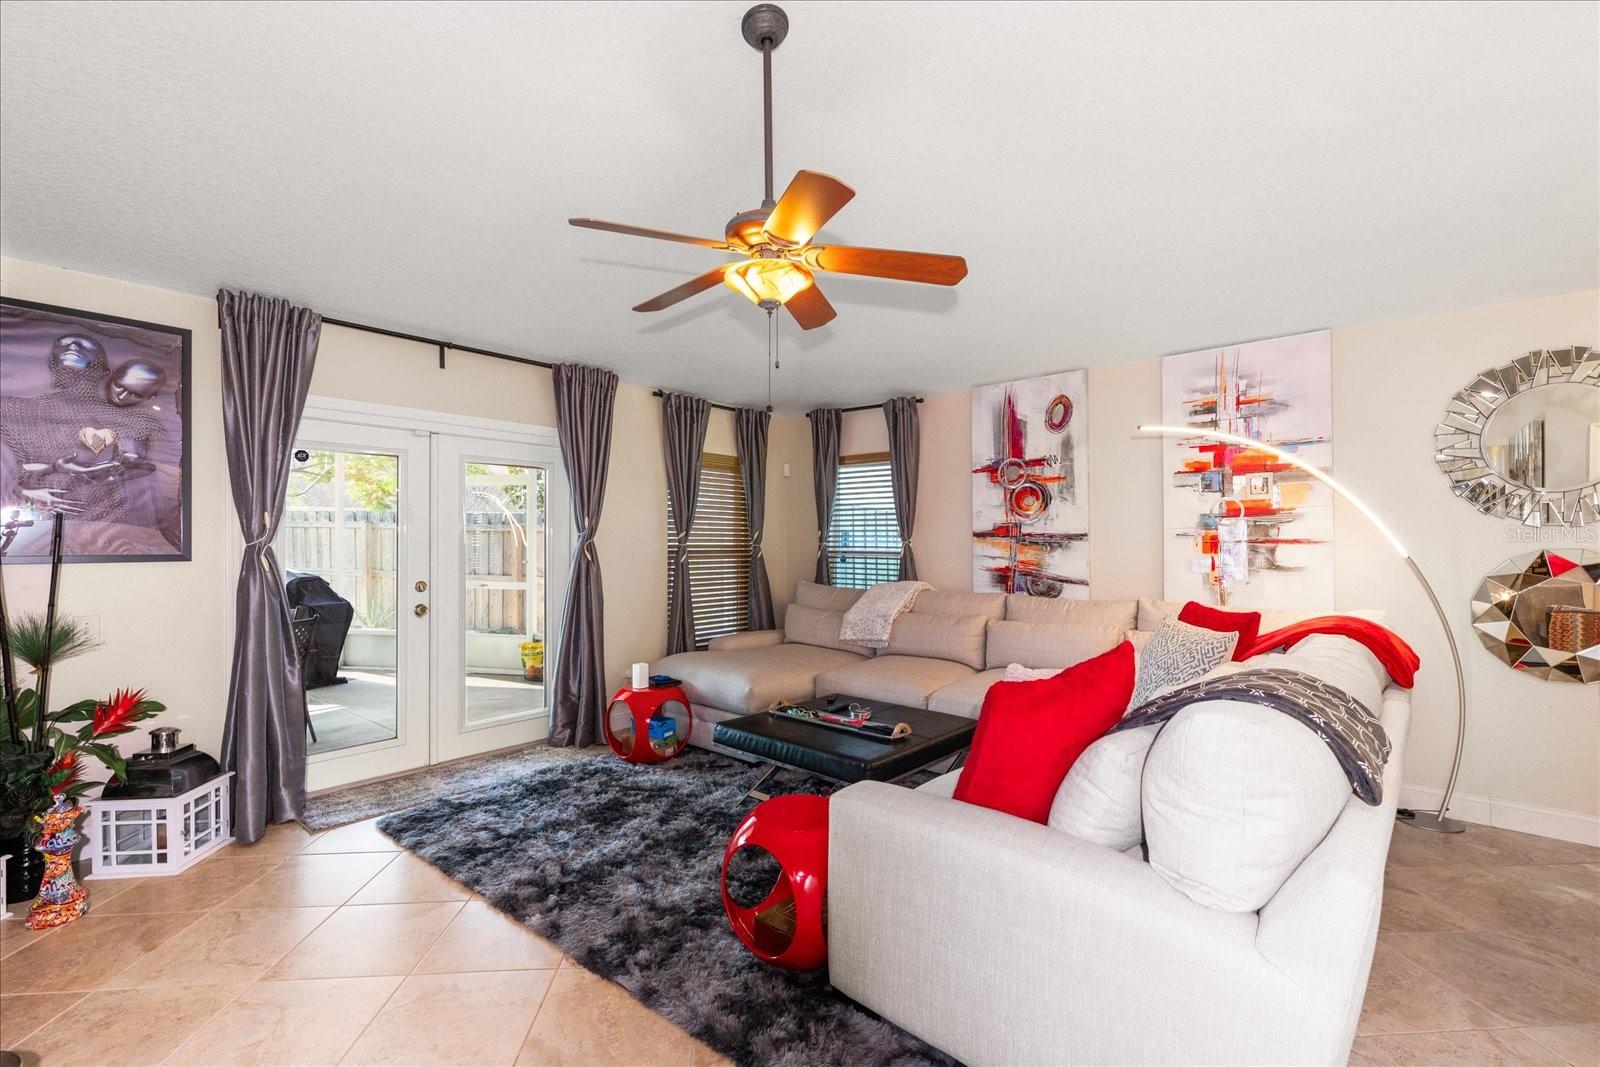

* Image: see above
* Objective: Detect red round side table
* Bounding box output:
[605,685,692,763]
[721,794,829,970]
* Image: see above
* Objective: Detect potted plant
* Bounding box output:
[0,612,164,903]
[520,637,545,682]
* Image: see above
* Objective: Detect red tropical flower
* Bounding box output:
[91,687,146,738]
[47,751,79,794]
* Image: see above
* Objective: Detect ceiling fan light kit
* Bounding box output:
[569,4,967,331]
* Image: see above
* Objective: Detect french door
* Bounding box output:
[278,402,567,792]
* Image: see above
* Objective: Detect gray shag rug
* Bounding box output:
[302,742,606,831]
[377,749,959,1067]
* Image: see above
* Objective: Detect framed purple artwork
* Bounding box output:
[0,298,192,563]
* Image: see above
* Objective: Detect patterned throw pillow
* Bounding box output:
[1129,616,1239,709]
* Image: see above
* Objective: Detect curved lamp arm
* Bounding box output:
[1137,424,1467,833]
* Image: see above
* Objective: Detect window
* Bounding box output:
[668,453,750,649]
[826,454,902,588]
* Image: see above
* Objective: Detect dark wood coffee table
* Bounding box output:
[712,697,976,800]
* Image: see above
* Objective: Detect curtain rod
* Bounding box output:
[322,317,556,371]
[649,390,922,415]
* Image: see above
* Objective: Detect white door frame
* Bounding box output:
[296,397,570,782]
[290,416,432,792]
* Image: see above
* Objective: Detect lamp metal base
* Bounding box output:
[1396,808,1468,834]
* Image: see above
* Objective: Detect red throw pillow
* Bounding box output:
[1178,601,1262,662]
[952,642,1135,824]
[1244,616,1420,688]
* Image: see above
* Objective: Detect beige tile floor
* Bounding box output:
[0,819,1595,1066]
[0,820,727,1067]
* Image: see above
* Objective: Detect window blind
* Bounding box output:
[668,453,751,649]
[826,455,902,589]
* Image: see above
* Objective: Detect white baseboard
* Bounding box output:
[1400,783,1600,847]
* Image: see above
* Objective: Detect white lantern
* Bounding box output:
[87,772,234,877]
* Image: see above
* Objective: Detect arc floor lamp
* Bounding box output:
[1138,424,1467,833]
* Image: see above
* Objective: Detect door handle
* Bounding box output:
[414,580,428,593]
[413,604,429,618]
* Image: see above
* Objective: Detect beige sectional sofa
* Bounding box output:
[654,581,1138,754]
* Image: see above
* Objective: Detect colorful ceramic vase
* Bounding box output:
[26,794,88,930]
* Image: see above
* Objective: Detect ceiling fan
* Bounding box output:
[569,4,967,331]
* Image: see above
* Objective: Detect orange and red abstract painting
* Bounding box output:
[972,370,1089,598]
[1161,330,1334,609]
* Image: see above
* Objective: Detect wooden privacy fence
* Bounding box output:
[279,508,543,636]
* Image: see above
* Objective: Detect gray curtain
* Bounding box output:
[662,392,710,655]
[735,407,776,630]
[549,363,618,747]
[807,407,841,584]
[884,396,921,580]
[217,289,321,844]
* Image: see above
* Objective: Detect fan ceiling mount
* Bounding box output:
[569,3,967,331]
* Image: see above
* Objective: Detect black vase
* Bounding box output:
[0,835,43,907]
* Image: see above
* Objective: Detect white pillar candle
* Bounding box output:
[632,662,650,689]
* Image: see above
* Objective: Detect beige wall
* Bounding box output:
[834,290,1600,826]
[0,257,807,772]
[7,254,1594,830]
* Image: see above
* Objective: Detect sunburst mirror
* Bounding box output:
[1434,346,1600,527]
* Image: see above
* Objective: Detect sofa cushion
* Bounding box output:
[984,619,1124,671]
[1141,700,1353,912]
[814,655,976,707]
[656,643,865,715]
[911,589,1006,621]
[1137,597,1183,631]
[784,604,875,655]
[1005,595,1136,632]
[794,581,865,613]
[1130,617,1238,708]
[953,642,1136,824]
[1050,724,1161,850]
[926,668,1008,718]
[882,612,988,670]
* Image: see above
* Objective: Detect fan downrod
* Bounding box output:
[741,4,789,51]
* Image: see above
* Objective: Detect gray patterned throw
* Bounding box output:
[1112,667,1392,804]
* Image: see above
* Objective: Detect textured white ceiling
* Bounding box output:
[2,1,1595,410]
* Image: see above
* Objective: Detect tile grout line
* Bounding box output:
[512,960,561,1065]
[332,895,467,1062]
[1382,928,1600,1030]
[2,989,85,1052]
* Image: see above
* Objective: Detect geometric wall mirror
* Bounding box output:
[1472,549,1600,683]
[1435,346,1600,527]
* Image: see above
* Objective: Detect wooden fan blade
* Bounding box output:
[570,218,734,250]
[805,245,967,285]
[762,171,855,246]
[632,265,730,312]
[784,283,836,330]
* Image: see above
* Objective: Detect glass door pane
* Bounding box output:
[277,447,400,755]
[461,461,547,725]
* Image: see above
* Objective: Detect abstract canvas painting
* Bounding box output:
[972,370,1089,598]
[1161,329,1332,609]
[0,298,191,562]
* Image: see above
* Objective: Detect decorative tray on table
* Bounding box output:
[767,701,912,743]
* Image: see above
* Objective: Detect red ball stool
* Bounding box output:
[605,685,691,763]
[721,794,829,970]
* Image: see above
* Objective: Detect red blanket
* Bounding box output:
[1242,616,1420,689]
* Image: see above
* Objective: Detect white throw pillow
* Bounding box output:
[1140,700,1351,912]
[1049,724,1160,850]
[1278,634,1387,714]
[1002,663,1059,682]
